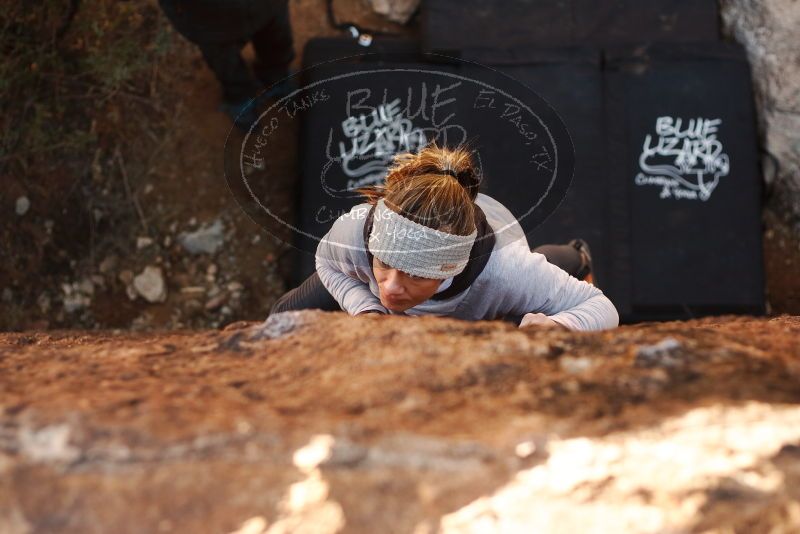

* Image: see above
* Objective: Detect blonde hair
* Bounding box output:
[357,142,480,236]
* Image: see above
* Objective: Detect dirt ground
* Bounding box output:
[1,0,412,332]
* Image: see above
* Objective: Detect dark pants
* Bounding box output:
[162,0,295,102]
[270,243,584,318]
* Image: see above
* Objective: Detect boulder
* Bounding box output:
[1,313,799,532]
[720,0,800,229]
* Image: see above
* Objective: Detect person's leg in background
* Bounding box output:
[532,239,593,282]
[251,0,295,85]
[157,0,264,128]
[250,0,296,99]
[196,40,262,127]
[270,271,342,315]
[532,244,582,278]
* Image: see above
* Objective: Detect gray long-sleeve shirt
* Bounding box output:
[315,193,619,331]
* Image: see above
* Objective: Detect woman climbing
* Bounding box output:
[271,143,619,331]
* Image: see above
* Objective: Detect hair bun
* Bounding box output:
[355,142,481,204]
[438,168,478,200]
[431,146,480,201]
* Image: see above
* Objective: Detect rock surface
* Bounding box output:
[720,0,800,229]
[14,196,30,217]
[132,266,167,303]
[178,219,226,255]
[1,312,799,533]
[365,0,420,24]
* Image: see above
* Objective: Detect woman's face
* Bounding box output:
[372,257,444,312]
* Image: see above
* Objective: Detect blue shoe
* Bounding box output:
[258,70,299,102]
[220,97,261,131]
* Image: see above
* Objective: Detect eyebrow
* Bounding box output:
[376,259,425,279]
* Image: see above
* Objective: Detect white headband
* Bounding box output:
[368,198,477,279]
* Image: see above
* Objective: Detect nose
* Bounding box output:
[382,269,405,297]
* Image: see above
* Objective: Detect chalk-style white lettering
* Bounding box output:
[336,97,428,186]
[637,116,729,202]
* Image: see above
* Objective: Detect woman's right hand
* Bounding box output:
[519,312,565,329]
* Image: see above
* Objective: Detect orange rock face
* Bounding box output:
[1,312,799,533]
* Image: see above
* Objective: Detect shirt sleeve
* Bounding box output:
[494,248,619,331]
[315,206,388,316]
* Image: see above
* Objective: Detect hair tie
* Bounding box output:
[440,168,460,180]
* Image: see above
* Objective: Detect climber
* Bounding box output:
[271,143,619,331]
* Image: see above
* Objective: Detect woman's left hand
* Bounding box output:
[519,312,566,329]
